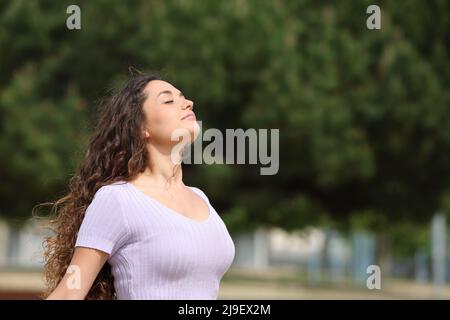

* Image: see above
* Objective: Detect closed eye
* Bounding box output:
[164,100,174,104]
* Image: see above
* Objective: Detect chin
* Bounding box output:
[183,121,201,143]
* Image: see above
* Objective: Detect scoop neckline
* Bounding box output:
[125,181,213,224]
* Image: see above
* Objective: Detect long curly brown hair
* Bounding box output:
[39,72,163,299]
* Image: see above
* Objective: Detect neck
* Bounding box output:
[139,143,184,188]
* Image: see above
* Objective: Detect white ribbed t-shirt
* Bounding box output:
[74,180,235,300]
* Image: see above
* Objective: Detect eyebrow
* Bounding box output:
[157,90,184,98]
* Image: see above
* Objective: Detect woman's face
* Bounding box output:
[141,80,199,147]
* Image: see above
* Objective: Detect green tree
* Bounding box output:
[0,0,449,236]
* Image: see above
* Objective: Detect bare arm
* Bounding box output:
[46,247,109,300]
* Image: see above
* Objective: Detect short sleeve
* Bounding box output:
[75,186,129,256]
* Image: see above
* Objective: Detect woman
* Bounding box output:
[42,73,235,300]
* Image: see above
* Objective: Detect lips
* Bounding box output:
[181,112,196,120]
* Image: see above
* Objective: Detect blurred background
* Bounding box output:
[1,0,450,299]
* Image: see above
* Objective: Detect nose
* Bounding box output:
[183,98,194,110]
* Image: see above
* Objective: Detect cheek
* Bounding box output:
[146,108,182,140]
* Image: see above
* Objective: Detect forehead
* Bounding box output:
[143,80,179,99]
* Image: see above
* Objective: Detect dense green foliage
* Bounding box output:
[1,1,449,239]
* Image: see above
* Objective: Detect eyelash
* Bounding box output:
[164,100,174,104]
